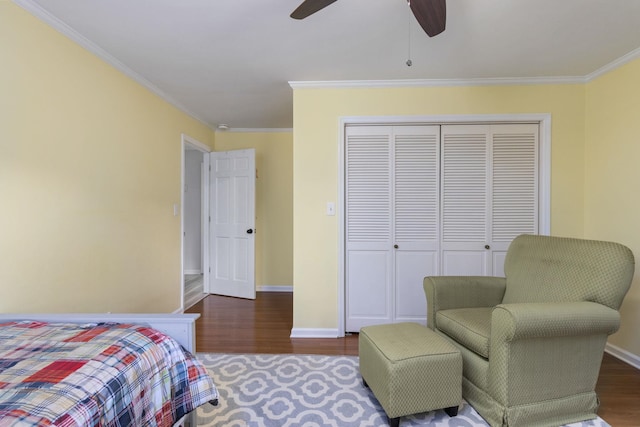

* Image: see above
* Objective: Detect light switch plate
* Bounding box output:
[326,202,335,216]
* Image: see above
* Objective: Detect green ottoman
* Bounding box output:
[359,322,462,427]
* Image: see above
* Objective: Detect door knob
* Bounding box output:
[485,245,490,249]
[394,244,399,249]
[247,229,254,234]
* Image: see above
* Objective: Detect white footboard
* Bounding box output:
[0,313,200,352]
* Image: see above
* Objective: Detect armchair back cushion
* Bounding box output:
[502,234,634,309]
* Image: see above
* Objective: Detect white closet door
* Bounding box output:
[440,124,539,276]
[345,126,393,330]
[490,124,539,275]
[393,126,440,323]
[441,125,489,275]
[345,125,439,331]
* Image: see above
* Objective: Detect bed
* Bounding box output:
[0,313,218,426]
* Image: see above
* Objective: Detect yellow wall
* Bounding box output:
[292,84,586,329]
[0,2,213,313]
[585,58,640,356]
[214,131,293,288]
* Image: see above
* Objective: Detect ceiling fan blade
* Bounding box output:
[410,0,446,37]
[290,0,338,19]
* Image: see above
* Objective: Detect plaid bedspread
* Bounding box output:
[0,321,218,426]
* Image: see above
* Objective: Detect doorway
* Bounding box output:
[181,134,210,311]
[180,136,257,311]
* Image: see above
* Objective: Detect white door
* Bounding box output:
[345,126,440,331]
[440,124,539,276]
[209,149,256,299]
[345,126,393,330]
[393,126,440,323]
[440,125,490,275]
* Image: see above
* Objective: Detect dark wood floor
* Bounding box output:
[187,292,640,426]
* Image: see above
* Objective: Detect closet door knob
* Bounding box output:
[247,229,254,234]
[485,245,490,250]
[394,244,399,249]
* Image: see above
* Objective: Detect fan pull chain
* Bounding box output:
[406,0,412,66]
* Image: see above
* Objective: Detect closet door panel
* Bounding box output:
[493,252,507,277]
[345,128,392,243]
[346,250,392,329]
[393,126,440,323]
[441,126,488,242]
[395,250,437,323]
[394,127,440,247]
[491,124,539,248]
[345,127,393,330]
[488,124,539,268]
[442,250,487,275]
[440,125,489,274]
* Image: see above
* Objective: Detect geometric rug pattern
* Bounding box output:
[196,354,610,427]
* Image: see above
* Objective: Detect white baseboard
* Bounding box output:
[183,269,202,275]
[290,328,339,338]
[257,285,293,292]
[605,342,640,370]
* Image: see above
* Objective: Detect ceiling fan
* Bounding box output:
[290,0,446,37]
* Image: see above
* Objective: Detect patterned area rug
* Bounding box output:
[196,353,609,427]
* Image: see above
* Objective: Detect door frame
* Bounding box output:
[337,114,552,336]
[180,134,211,312]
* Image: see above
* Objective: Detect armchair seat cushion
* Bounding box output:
[436,307,492,359]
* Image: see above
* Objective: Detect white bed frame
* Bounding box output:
[0,313,200,352]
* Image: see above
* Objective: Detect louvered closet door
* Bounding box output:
[346,126,393,331]
[489,124,539,275]
[393,126,440,323]
[440,124,538,276]
[345,125,439,331]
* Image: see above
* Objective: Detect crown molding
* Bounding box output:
[585,46,640,82]
[12,0,215,130]
[289,45,640,90]
[216,128,293,133]
[289,75,586,90]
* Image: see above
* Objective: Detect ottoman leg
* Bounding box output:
[363,378,369,388]
[388,416,400,427]
[444,405,458,417]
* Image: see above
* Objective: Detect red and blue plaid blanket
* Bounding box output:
[0,320,217,426]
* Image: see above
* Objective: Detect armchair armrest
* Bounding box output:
[423,276,506,329]
[488,301,620,405]
[492,301,620,342]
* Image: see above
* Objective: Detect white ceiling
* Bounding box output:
[18,0,640,129]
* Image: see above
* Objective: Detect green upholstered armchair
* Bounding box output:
[424,234,634,427]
